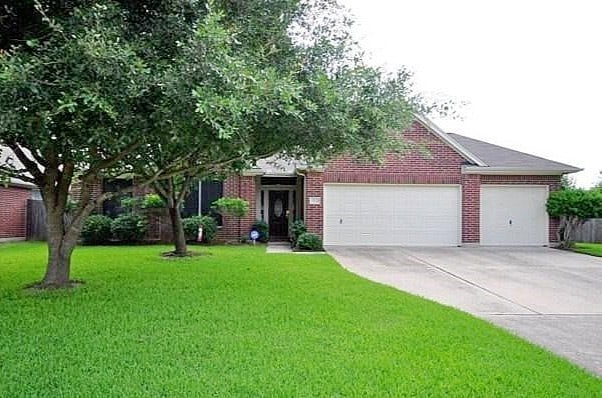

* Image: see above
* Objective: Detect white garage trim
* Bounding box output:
[323,184,462,246]
[480,185,549,246]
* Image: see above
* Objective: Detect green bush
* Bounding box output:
[182,215,218,243]
[141,193,165,209]
[547,188,602,248]
[81,215,113,244]
[120,197,141,212]
[290,220,307,247]
[212,197,249,218]
[111,214,148,243]
[251,220,269,242]
[296,232,322,251]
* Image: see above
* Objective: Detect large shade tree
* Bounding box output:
[1,0,427,287]
[132,4,422,256]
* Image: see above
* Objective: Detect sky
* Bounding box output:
[340,0,601,187]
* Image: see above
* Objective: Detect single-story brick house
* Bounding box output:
[2,115,579,246]
[0,148,39,242]
[208,114,580,246]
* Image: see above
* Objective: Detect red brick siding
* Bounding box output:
[462,174,481,243]
[227,118,564,246]
[324,121,465,184]
[305,171,324,237]
[70,179,103,211]
[0,186,31,239]
[316,120,466,241]
[217,175,258,242]
[480,175,562,243]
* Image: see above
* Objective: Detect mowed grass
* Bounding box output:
[574,242,602,257]
[0,243,600,397]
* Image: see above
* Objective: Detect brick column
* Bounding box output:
[218,174,258,241]
[305,170,324,239]
[461,174,480,244]
[239,175,257,238]
[220,175,240,241]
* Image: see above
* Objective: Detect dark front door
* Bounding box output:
[269,191,289,239]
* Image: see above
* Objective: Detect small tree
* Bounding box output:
[212,197,249,241]
[547,188,602,248]
[212,198,249,218]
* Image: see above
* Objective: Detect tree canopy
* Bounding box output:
[1,0,430,287]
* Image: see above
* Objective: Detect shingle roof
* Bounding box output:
[447,133,581,173]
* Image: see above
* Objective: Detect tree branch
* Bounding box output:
[176,175,192,205]
[7,144,44,184]
[84,140,143,178]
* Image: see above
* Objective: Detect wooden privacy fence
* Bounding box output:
[574,219,602,243]
[26,200,47,241]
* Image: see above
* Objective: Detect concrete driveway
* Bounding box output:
[327,246,602,377]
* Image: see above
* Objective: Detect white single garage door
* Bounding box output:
[480,185,549,246]
[323,184,461,246]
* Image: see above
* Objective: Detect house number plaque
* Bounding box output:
[309,196,321,205]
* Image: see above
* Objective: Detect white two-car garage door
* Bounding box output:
[480,185,549,246]
[323,184,461,246]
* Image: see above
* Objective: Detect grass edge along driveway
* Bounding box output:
[0,242,600,396]
[574,242,602,257]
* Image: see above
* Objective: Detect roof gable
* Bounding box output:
[413,114,487,166]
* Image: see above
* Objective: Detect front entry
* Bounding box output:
[269,191,289,239]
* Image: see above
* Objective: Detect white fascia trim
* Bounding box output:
[462,166,583,175]
[413,113,488,167]
[261,172,297,177]
[8,178,35,189]
[242,168,264,177]
[295,165,324,173]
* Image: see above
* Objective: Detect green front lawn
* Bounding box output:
[1,243,600,396]
[574,242,602,257]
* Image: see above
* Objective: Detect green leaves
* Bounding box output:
[212,197,250,218]
[547,188,602,219]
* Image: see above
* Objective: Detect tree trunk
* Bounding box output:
[168,206,188,256]
[558,216,583,249]
[40,207,81,287]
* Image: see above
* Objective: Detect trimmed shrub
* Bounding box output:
[212,197,249,218]
[297,232,323,251]
[81,215,112,244]
[251,220,269,242]
[141,193,165,209]
[111,214,148,243]
[290,220,307,247]
[183,215,218,243]
[120,197,141,212]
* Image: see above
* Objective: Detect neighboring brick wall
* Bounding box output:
[217,175,258,242]
[480,174,562,243]
[462,174,481,243]
[0,186,31,239]
[305,171,324,237]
